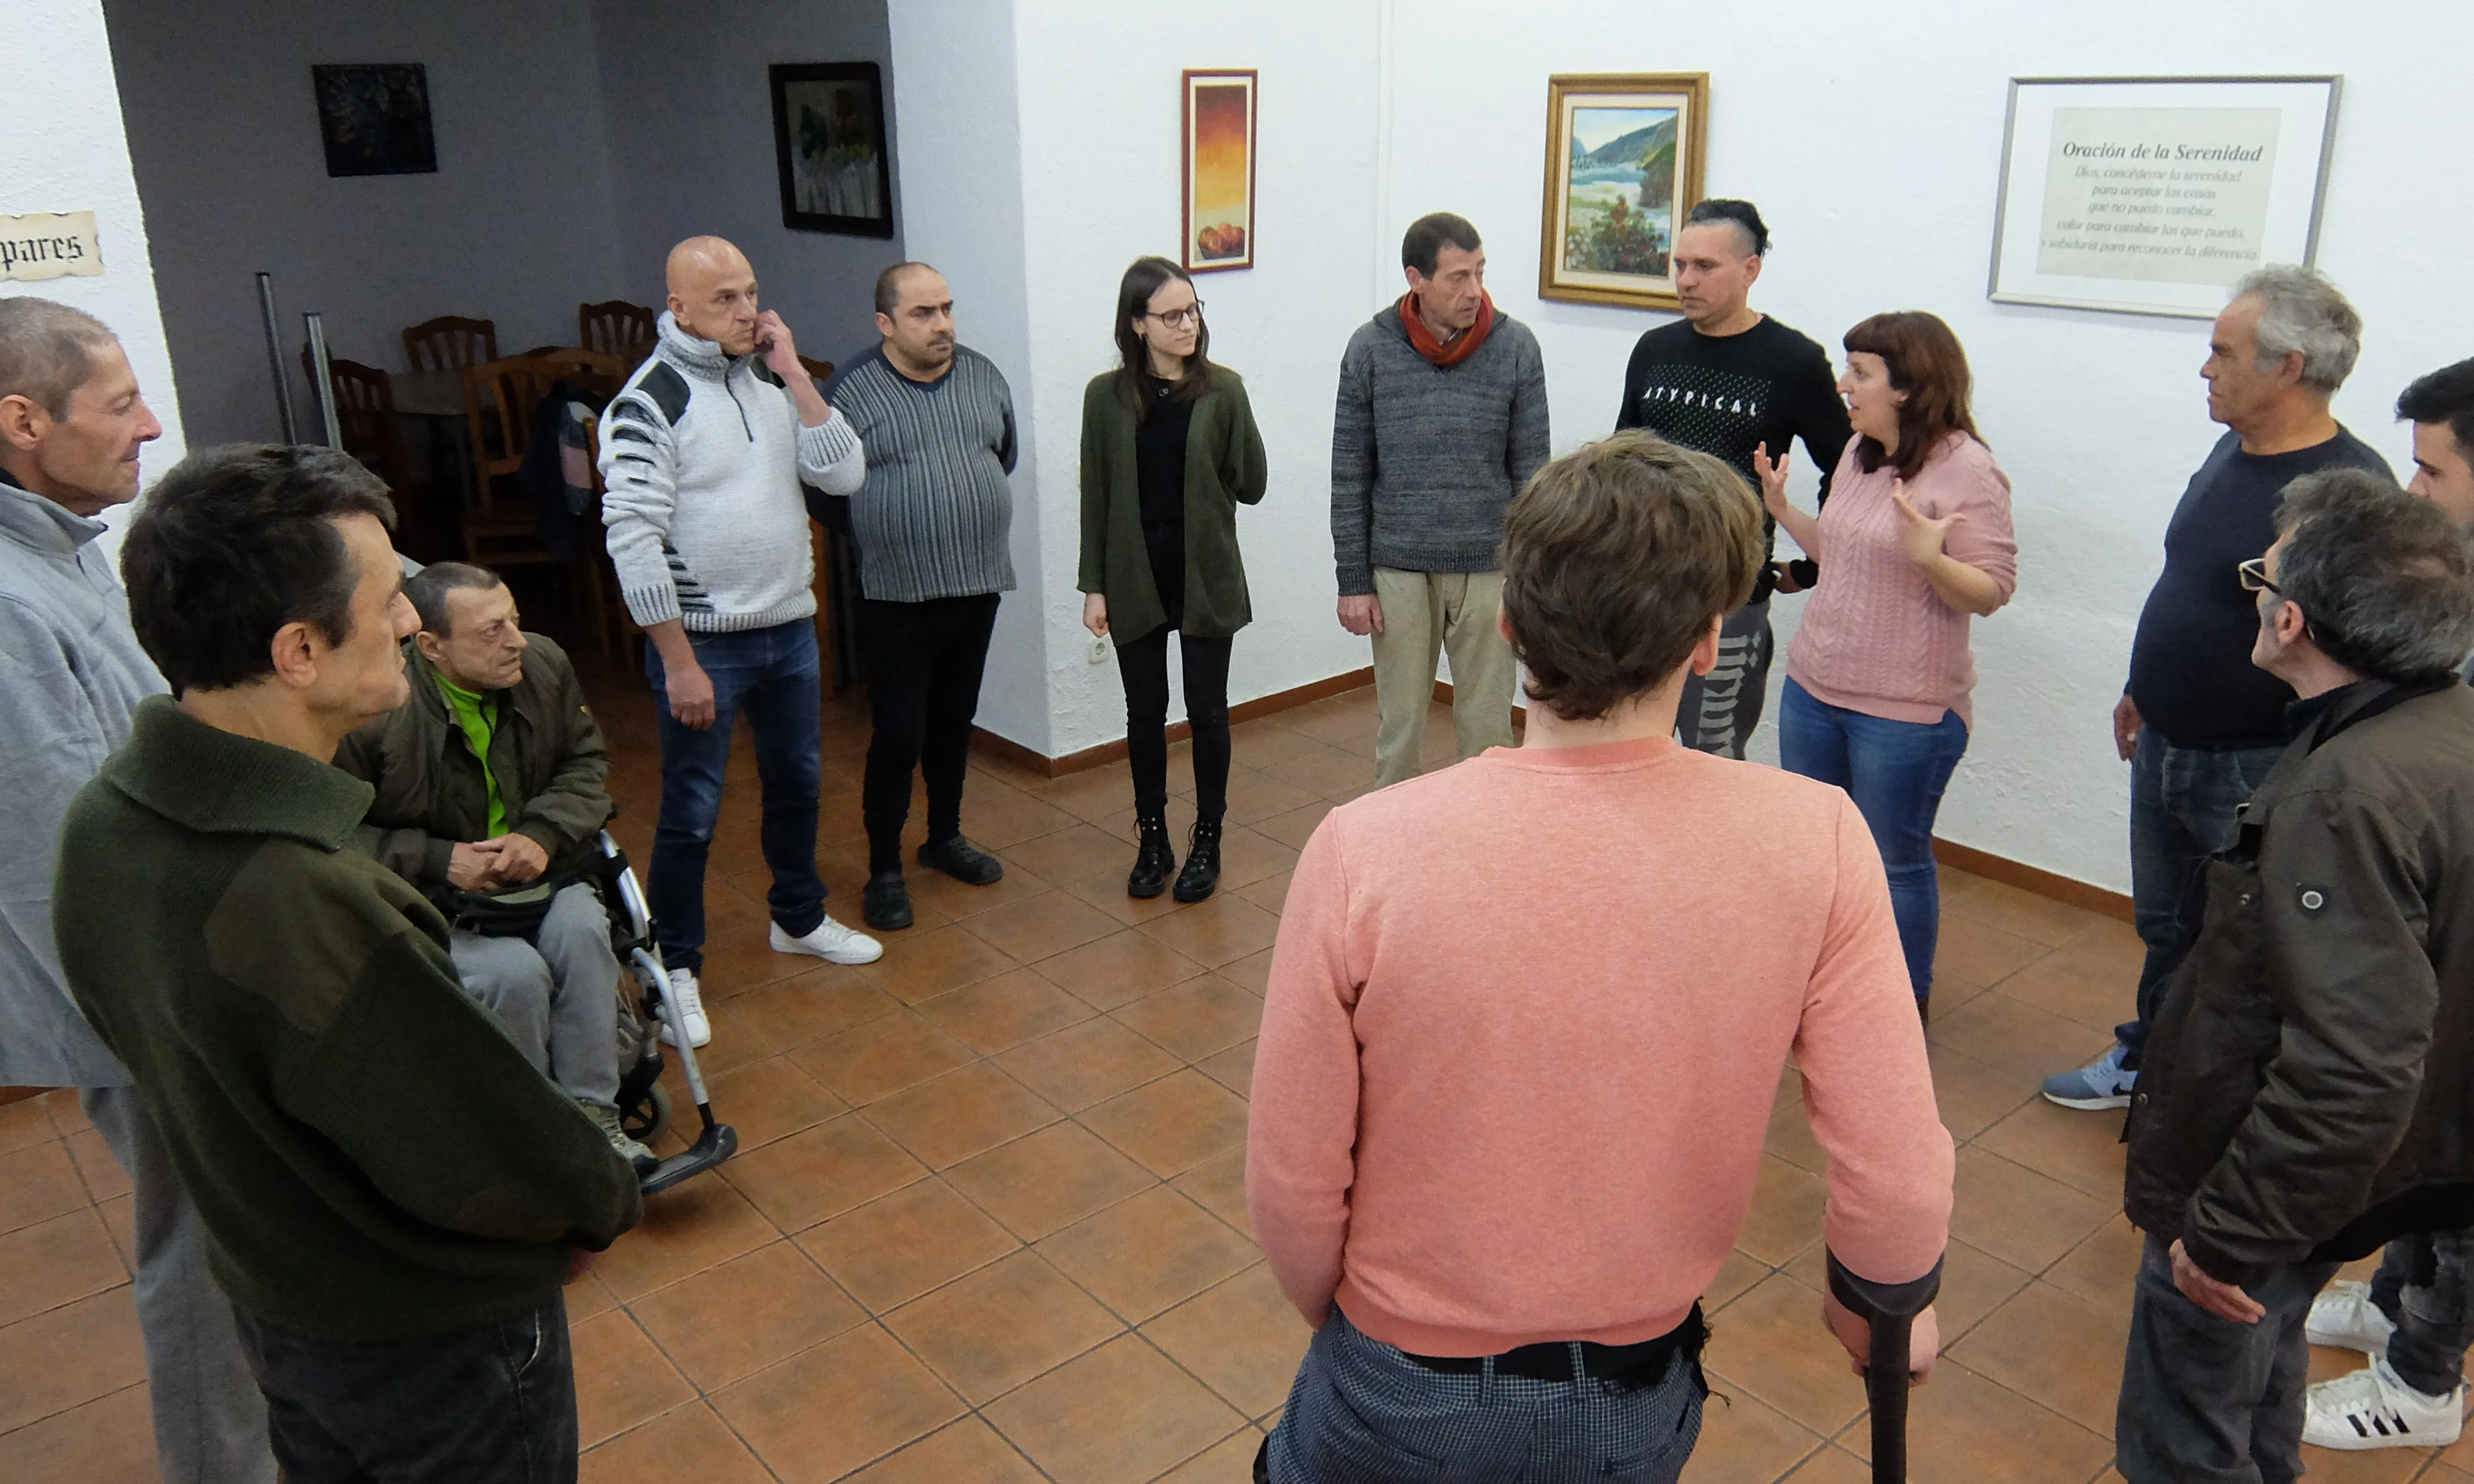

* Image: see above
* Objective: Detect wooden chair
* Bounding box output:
[581,301,656,364]
[403,315,498,374]
[460,351,629,652]
[299,347,404,482]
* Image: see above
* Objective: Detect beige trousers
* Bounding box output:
[1369,567,1517,788]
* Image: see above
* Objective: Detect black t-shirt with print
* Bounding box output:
[1615,315,1854,601]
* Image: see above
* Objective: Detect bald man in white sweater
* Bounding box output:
[599,237,875,1046]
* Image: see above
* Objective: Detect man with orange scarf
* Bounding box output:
[1332,212,1551,787]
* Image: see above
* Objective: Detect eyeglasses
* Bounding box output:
[2235,556,2280,595]
[1145,302,1205,329]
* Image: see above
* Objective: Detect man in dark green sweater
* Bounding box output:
[53,444,641,1484]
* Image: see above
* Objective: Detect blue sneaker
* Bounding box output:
[2042,1043,2136,1110]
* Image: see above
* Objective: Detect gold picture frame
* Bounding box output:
[1182,69,1257,273]
[1538,72,1710,310]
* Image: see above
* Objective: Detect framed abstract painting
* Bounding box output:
[1538,72,1709,310]
[1183,69,1257,273]
[770,62,896,238]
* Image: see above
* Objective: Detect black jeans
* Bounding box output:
[2115,1235,2337,1484]
[2369,1227,2474,1396]
[231,1294,576,1484]
[1116,623,1233,822]
[860,593,1001,874]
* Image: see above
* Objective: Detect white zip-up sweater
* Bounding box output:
[599,312,865,631]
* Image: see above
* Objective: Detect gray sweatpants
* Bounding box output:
[446,882,623,1109]
[79,1085,278,1484]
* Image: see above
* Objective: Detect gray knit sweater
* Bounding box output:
[1329,305,1551,594]
[824,345,1019,603]
[598,312,866,631]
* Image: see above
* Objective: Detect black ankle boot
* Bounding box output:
[1128,815,1175,899]
[1173,819,1223,903]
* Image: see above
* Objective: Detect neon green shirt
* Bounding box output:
[434,674,507,838]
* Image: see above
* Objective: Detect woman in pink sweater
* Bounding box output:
[1764,312,2018,1012]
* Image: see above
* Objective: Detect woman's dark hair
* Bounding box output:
[1113,255,1212,420]
[1843,312,1983,481]
[121,443,397,695]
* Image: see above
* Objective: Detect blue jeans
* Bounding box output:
[1264,1307,1705,1482]
[2117,728,2284,1070]
[1778,678,1969,999]
[645,620,826,972]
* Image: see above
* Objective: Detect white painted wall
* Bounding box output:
[102,0,629,445]
[9,0,187,544]
[1376,0,2474,891]
[884,0,1053,751]
[1009,3,1385,759]
[594,1,906,367]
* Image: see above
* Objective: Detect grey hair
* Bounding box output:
[2274,469,2474,682]
[402,560,504,636]
[2234,265,2362,394]
[0,297,117,419]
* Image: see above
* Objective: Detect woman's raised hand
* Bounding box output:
[1890,479,1965,567]
[1754,442,1794,521]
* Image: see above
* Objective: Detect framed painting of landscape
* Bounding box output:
[1539,73,1709,310]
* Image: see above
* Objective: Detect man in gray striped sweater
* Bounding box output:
[820,262,1017,932]
[599,236,880,1049]
[1333,213,1551,789]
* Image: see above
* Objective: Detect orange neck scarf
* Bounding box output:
[1399,290,1496,367]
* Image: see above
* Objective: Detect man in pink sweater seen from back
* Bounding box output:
[1249,431,1956,1482]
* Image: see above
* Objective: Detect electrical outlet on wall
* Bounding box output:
[1087,634,1111,665]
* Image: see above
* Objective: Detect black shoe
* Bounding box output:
[1173,819,1223,903]
[862,870,915,931]
[1128,815,1175,899]
[917,835,1004,885]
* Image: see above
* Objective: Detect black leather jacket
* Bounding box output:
[2125,679,2474,1286]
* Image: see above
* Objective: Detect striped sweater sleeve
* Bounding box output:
[797,409,867,497]
[597,376,687,627]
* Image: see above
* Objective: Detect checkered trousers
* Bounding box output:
[1262,1307,1707,1482]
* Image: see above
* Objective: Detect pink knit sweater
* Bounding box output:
[1248,735,1954,1357]
[1785,432,2018,727]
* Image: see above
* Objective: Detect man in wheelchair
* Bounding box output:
[335,561,656,1174]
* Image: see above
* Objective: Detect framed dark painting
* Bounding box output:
[771,62,896,237]
[312,64,437,177]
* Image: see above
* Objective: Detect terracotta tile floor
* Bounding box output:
[9,678,2472,1482]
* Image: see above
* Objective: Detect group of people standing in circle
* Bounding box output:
[1079,197,2016,1011]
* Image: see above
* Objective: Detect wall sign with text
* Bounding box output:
[1,211,104,281]
[1988,76,2340,320]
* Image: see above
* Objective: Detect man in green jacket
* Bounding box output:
[54,444,641,1484]
[2116,471,2474,1482]
[335,560,652,1172]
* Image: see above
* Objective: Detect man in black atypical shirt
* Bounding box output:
[1613,198,1851,758]
[2043,265,2392,1112]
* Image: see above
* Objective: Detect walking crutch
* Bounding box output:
[1828,1252,1943,1483]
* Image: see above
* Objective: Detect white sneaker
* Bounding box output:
[770,915,883,966]
[2306,1279,2399,1354]
[657,966,710,1049]
[2301,1354,2463,1451]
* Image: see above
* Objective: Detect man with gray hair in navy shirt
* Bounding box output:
[2044,265,2391,1112]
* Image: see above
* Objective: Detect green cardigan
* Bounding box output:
[1077,367,1268,642]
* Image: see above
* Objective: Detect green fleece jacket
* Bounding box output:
[52,698,641,1342]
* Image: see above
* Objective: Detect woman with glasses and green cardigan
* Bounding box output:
[1079,257,1268,902]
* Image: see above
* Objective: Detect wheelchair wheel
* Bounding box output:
[621,1079,672,1146]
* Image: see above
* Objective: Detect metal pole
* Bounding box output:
[302,312,343,450]
[255,272,298,443]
